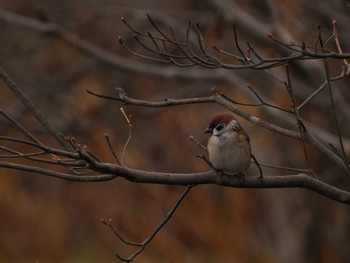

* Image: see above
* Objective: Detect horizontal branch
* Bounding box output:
[0,161,116,182]
[1,160,349,205]
[99,164,350,204]
[88,89,301,138]
[88,89,347,170]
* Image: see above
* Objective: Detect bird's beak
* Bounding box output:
[204,127,212,133]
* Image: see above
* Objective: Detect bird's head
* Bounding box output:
[204,113,241,136]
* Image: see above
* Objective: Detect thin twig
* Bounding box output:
[284,65,317,178]
[120,107,133,166]
[232,24,249,64]
[255,161,311,173]
[104,134,121,165]
[0,135,78,159]
[332,19,349,72]
[104,186,192,262]
[245,85,293,113]
[0,109,41,144]
[196,154,217,171]
[101,218,141,247]
[251,154,263,178]
[0,67,72,151]
[188,135,207,150]
[318,31,350,175]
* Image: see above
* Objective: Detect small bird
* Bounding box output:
[204,113,252,176]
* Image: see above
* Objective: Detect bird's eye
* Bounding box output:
[215,123,225,131]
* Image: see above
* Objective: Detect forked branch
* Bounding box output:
[101,186,192,262]
[119,15,350,70]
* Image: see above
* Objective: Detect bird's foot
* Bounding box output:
[233,173,245,183]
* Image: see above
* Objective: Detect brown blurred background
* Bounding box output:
[1,0,350,262]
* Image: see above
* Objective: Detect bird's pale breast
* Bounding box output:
[207,131,251,174]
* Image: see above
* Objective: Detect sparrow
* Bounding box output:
[204,113,252,176]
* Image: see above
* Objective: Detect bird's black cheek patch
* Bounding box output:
[215,123,225,131]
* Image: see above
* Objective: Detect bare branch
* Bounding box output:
[87,88,350,171]
[101,218,141,247]
[119,15,350,70]
[104,134,121,165]
[104,186,192,262]
[188,135,207,150]
[318,30,350,175]
[0,67,71,150]
[119,107,133,166]
[0,160,116,182]
[88,88,301,138]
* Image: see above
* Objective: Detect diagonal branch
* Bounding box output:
[0,67,72,151]
[103,186,192,262]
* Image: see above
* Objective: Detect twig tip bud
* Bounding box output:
[50,154,58,160]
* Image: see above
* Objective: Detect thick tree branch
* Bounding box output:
[1,159,349,204]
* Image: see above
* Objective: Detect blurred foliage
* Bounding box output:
[0,0,350,262]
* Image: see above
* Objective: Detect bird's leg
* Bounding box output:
[233,172,245,183]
